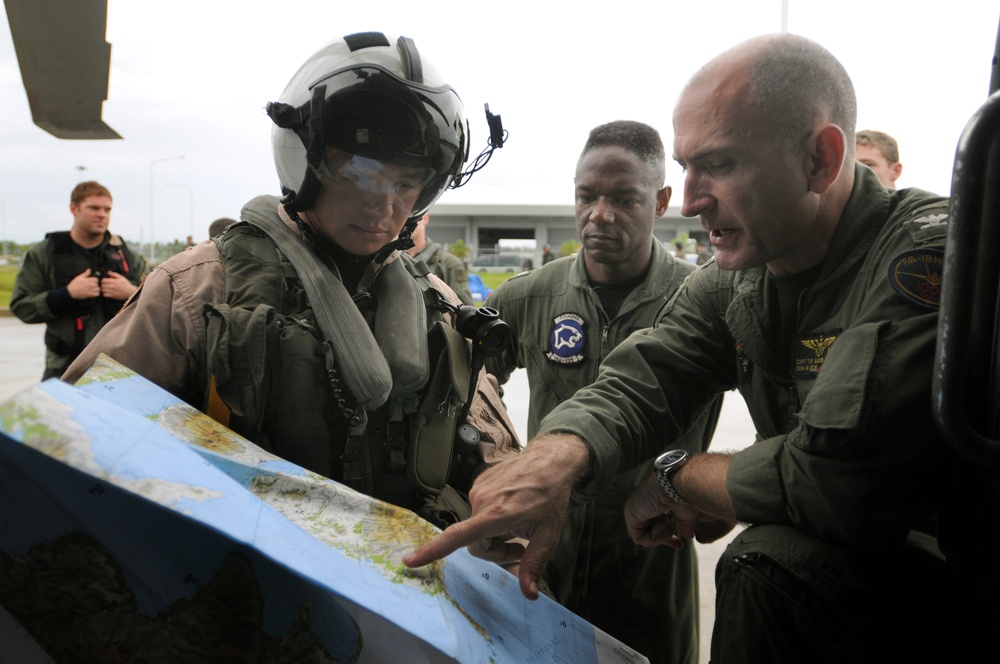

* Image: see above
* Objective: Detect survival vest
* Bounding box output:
[203,203,481,527]
[45,231,138,359]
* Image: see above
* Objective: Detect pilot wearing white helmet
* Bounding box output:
[65,32,519,526]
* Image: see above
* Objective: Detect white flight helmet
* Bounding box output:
[267,31,469,222]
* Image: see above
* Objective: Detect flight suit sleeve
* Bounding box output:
[9,243,57,324]
[539,270,738,503]
[466,369,522,463]
[426,271,522,460]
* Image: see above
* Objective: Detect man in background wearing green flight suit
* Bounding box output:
[406,212,474,305]
[485,120,722,664]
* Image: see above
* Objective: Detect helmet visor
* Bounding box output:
[317,150,435,210]
[317,66,464,174]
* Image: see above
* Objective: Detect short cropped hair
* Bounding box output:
[71,181,112,205]
[209,217,237,237]
[856,129,900,164]
[744,34,857,153]
[579,120,666,187]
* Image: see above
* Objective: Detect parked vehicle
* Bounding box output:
[470,253,526,273]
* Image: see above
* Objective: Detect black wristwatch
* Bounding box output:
[653,449,689,503]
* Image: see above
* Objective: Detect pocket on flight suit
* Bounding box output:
[796,321,886,431]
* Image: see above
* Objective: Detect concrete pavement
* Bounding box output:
[0,312,756,663]
[0,310,47,402]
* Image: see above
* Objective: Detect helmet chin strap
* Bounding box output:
[286,204,418,267]
[373,216,418,263]
[280,171,322,218]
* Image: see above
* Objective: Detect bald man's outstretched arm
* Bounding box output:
[403,434,590,599]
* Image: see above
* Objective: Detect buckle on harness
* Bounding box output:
[343,435,363,482]
[387,420,407,472]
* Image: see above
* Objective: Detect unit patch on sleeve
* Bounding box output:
[887,248,944,310]
[546,313,586,365]
[795,334,837,377]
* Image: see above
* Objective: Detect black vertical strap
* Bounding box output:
[306,85,327,168]
[396,36,423,84]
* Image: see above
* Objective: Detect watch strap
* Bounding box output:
[656,470,686,504]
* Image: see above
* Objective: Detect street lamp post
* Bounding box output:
[1,199,7,265]
[149,155,184,264]
[166,183,194,242]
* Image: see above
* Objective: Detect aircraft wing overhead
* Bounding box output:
[4,0,121,139]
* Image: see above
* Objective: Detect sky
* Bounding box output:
[1,0,998,247]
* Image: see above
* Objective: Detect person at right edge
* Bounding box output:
[855,128,902,189]
[405,33,982,662]
[485,120,721,663]
[64,32,520,530]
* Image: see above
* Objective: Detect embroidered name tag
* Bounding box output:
[794,334,837,377]
[888,248,944,310]
[546,313,586,365]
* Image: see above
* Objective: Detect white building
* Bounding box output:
[427,204,706,267]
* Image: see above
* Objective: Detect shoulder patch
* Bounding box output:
[910,213,948,226]
[546,313,586,365]
[887,248,944,310]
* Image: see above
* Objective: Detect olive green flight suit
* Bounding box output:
[487,238,722,664]
[540,167,960,662]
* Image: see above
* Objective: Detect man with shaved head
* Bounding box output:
[405,33,974,662]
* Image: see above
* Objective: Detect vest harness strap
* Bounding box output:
[207,197,476,522]
[240,195,430,418]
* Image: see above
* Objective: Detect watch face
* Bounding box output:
[654,449,687,471]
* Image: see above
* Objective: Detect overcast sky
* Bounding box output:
[1,0,997,246]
